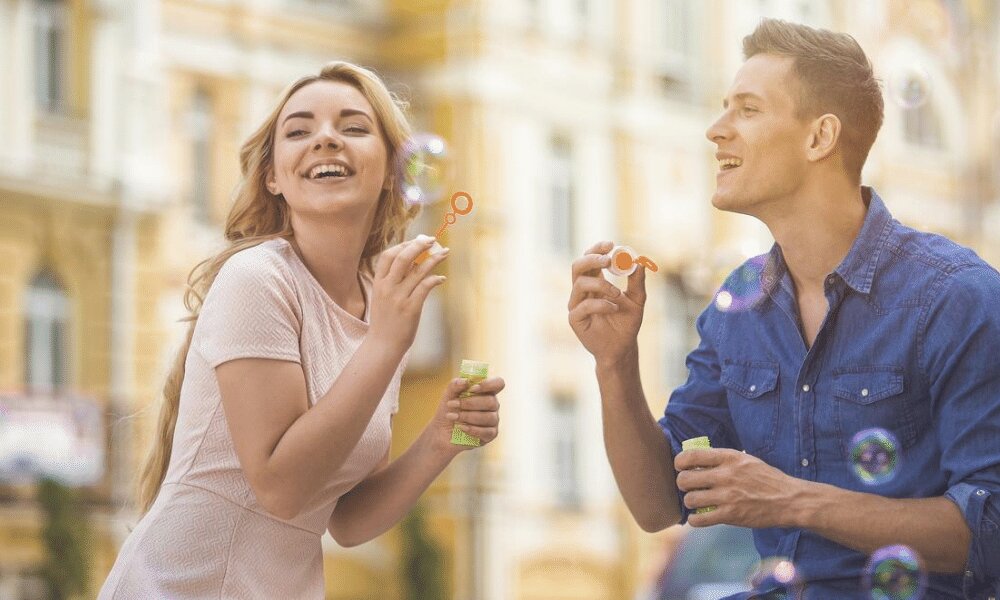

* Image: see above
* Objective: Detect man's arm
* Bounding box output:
[597,347,681,532]
[676,449,969,572]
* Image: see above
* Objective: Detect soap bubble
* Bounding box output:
[864,545,927,600]
[714,254,772,313]
[889,65,931,110]
[849,428,900,486]
[397,133,450,206]
[747,558,804,600]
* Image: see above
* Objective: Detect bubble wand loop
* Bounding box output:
[436,191,474,237]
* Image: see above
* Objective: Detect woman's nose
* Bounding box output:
[313,126,343,151]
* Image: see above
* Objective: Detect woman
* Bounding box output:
[99,62,504,598]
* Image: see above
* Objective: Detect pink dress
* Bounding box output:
[99,238,403,599]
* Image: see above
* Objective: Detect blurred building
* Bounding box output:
[0,0,997,599]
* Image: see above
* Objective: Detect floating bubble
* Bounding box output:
[849,428,900,486]
[714,253,771,313]
[397,133,450,206]
[747,558,804,600]
[864,545,927,600]
[889,65,931,110]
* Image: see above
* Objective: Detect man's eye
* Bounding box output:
[741,107,759,115]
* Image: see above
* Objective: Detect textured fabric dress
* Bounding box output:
[99,238,403,599]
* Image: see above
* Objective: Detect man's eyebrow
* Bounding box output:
[722,92,765,109]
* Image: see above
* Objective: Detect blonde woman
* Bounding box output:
[98,62,504,598]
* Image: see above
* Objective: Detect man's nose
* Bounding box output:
[705,113,732,144]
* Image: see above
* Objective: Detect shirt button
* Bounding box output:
[861,388,869,397]
[802,384,810,392]
[801,458,809,467]
[749,385,757,392]
[977,489,986,496]
[827,276,835,285]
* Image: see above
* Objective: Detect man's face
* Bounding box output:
[705,54,813,216]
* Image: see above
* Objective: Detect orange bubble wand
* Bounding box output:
[415,191,474,264]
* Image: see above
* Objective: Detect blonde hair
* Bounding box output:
[135,62,417,516]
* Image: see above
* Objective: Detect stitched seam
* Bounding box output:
[164,481,320,536]
[218,503,247,598]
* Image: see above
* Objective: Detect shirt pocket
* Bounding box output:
[832,365,918,456]
[721,360,780,457]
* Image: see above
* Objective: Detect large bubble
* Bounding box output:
[397,133,450,206]
[864,545,927,600]
[849,428,900,486]
[714,254,773,313]
[888,65,932,110]
[747,558,804,600]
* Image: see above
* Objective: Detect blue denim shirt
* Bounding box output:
[658,188,1000,599]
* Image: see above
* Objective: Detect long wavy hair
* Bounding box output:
[135,62,417,516]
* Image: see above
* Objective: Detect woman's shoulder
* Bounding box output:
[217,238,298,284]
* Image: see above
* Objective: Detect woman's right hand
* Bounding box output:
[567,240,647,366]
[369,235,449,355]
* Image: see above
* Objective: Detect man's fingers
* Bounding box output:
[583,240,615,256]
[453,393,500,412]
[568,276,621,310]
[674,448,732,472]
[571,252,612,281]
[625,261,647,304]
[567,298,618,325]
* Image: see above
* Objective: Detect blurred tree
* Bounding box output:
[400,501,446,600]
[37,477,91,600]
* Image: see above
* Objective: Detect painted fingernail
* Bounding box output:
[468,385,481,394]
[447,400,460,409]
[446,412,458,420]
[456,378,468,386]
[459,425,470,432]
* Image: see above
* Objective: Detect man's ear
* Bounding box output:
[807,113,841,163]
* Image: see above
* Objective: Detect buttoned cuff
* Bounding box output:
[944,482,1000,599]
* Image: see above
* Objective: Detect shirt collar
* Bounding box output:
[833,187,893,295]
[764,187,893,297]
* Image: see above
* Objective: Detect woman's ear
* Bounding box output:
[265,169,280,196]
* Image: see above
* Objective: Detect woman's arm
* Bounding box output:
[216,238,448,520]
[327,376,503,546]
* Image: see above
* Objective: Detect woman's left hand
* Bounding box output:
[428,376,504,456]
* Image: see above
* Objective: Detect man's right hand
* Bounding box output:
[568,240,647,365]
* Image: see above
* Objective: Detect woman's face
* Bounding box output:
[270,80,389,221]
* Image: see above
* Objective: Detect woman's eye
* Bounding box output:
[345,125,368,134]
[287,129,308,138]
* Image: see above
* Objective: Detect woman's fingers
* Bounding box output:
[404,245,449,297]
[386,237,437,283]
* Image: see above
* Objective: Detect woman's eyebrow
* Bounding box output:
[281,109,373,126]
[282,111,313,125]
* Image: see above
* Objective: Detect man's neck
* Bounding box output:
[766,183,867,297]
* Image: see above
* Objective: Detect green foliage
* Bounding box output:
[37,477,91,600]
[400,502,446,600]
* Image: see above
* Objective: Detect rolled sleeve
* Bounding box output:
[945,483,1000,599]
[657,306,738,525]
[924,266,1000,598]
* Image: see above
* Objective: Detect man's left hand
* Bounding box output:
[675,448,803,529]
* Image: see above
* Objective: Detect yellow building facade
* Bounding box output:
[1,0,997,598]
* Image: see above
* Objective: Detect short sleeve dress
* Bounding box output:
[99,238,404,599]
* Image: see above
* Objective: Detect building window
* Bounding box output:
[549,136,575,256]
[661,274,699,392]
[552,394,580,508]
[658,0,697,96]
[24,270,70,394]
[33,0,69,112]
[903,101,944,149]
[188,87,214,222]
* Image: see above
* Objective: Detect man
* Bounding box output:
[568,19,999,599]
